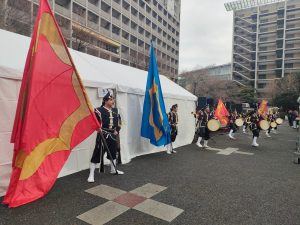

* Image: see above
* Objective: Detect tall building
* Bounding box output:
[0,0,181,78]
[225,0,300,95]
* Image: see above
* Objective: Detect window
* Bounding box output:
[260,28,268,33]
[286,24,295,29]
[286,43,294,49]
[260,10,269,14]
[259,56,267,60]
[260,37,268,42]
[285,53,294,58]
[260,46,267,51]
[286,33,295,39]
[258,83,266,89]
[259,65,267,70]
[259,74,266,79]
[285,63,293,68]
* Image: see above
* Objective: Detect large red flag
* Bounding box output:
[3,0,100,207]
[214,99,229,126]
[258,100,268,117]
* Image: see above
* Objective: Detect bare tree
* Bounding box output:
[180,67,241,103]
[265,73,300,99]
[136,52,147,70]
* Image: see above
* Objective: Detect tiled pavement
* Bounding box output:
[77,183,183,225]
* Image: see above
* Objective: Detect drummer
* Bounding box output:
[272,112,280,134]
[228,111,238,139]
[242,112,250,133]
[249,111,260,147]
[265,113,273,137]
[195,105,210,148]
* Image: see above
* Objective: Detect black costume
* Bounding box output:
[197,110,210,141]
[168,110,178,142]
[228,113,238,133]
[91,106,121,163]
[250,114,260,138]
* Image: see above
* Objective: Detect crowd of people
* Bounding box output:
[194,106,286,148]
[86,94,299,182]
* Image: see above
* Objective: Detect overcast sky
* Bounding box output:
[178,0,234,72]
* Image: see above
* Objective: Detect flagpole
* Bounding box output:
[98,130,118,175]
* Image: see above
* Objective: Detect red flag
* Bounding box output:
[3,0,100,207]
[214,99,229,126]
[258,100,268,117]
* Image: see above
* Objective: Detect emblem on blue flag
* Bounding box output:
[141,43,170,146]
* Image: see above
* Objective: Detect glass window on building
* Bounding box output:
[285,63,294,69]
[258,83,266,89]
[285,53,294,58]
[258,74,266,79]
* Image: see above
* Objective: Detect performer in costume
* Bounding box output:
[228,112,238,139]
[242,112,249,133]
[196,105,210,148]
[271,112,279,134]
[265,113,274,137]
[249,111,260,147]
[166,104,178,154]
[87,91,124,183]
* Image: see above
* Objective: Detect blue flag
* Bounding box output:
[141,44,170,146]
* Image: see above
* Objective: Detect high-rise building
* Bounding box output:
[0,0,181,78]
[225,0,300,95]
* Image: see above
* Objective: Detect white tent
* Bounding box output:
[0,29,197,197]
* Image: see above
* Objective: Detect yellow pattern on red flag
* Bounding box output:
[257,100,268,117]
[3,0,100,207]
[214,99,229,126]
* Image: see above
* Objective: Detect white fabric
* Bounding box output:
[0,29,197,197]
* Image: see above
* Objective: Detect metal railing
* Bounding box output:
[112,17,121,26]
[122,23,130,32]
[234,43,256,52]
[235,25,256,34]
[100,28,111,37]
[130,42,137,49]
[121,38,130,46]
[74,0,86,7]
[87,20,99,31]
[101,11,111,20]
[234,61,254,71]
[234,52,254,62]
[233,70,254,80]
[88,2,99,14]
[72,13,86,26]
[112,32,121,41]
[55,4,71,18]
[102,0,111,6]
[131,1,139,9]
[111,1,121,11]
[122,9,130,17]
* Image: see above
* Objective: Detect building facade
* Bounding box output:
[178,63,232,91]
[205,63,231,80]
[225,0,300,95]
[0,0,180,78]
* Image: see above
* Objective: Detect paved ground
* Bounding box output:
[1,124,300,225]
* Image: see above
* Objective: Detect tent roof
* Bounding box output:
[0,29,196,101]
